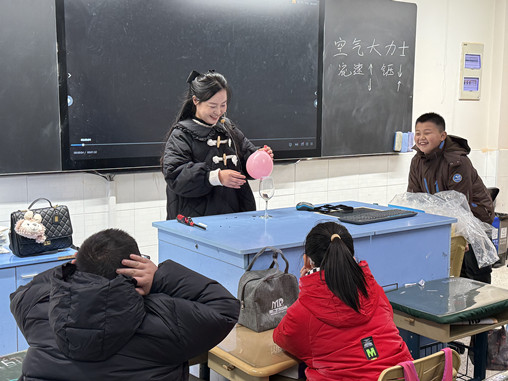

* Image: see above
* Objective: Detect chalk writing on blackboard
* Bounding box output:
[331,37,411,93]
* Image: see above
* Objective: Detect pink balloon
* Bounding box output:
[246,150,273,179]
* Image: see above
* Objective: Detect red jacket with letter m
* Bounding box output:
[273,262,412,381]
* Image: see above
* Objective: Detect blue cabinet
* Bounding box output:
[0,249,74,355]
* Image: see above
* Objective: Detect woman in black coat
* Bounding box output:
[162,70,273,220]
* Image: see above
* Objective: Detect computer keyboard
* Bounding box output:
[327,207,417,225]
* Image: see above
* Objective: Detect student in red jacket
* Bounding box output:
[273,222,412,381]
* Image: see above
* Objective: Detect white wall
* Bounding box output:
[1,0,507,262]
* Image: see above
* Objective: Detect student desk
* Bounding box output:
[386,277,508,381]
[0,350,25,381]
[208,325,299,381]
[153,201,456,295]
[0,248,75,355]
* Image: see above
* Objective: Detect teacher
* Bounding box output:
[162,70,273,220]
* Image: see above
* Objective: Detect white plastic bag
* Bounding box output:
[389,191,498,268]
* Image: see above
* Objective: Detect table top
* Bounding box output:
[0,247,75,269]
[0,350,25,380]
[210,325,297,376]
[386,277,508,324]
[153,201,456,255]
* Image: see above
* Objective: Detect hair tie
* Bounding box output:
[330,234,341,242]
[186,70,201,84]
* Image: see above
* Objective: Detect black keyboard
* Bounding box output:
[327,207,417,225]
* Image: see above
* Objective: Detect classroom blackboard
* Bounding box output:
[321,0,417,156]
[0,0,61,175]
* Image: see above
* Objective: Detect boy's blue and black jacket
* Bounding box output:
[407,134,494,224]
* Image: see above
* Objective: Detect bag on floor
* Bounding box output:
[10,198,73,257]
[237,246,298,332]
[486,326,508,370]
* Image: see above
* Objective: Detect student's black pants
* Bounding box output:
[460,246,492,284]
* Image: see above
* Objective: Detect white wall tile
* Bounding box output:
[328,157,360,190]
[114,210,136,237]
[497,150,508,177]
[139,244,159,264]
[27,173,84,214]
[134,207,161,248]
[357,156,389,188]
[469,149,487,178]
[83,212,109,238]
[358,186,388,206]
[495,176,508,213]
[295,159,328,194]
[294,191,328,206]
[484,177,497,188]
[0,175,28,221]
[271,162,296,196]
[158,206,167,221]
[134,172,166,209]
[268,194,295,209]
[114,173,135,211]
[487,150,499,178]
[387,153,413,186]
[83,173,110,214]
[327,188,359,203]
[71,213,86,247]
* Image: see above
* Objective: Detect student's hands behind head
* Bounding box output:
[116,254,158,296]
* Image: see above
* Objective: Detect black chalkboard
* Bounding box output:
[321,0,417,156]
[0,0,61,175]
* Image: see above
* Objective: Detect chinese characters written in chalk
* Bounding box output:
[332,37,410,92]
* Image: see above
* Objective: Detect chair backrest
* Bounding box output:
[488,187,500,205]
[377,349,461,381]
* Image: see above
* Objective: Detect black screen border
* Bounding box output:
[56,0,323,172]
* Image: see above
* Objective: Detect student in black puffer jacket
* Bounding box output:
[10,229,240,381]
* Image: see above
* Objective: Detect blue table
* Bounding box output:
[0,248,75,355]
[153,201,456,295]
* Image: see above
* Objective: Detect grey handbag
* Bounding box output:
[237,247,299,332]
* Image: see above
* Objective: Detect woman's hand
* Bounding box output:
[259,145,274,159]
[117,254,158,296]
[219,169,246,188]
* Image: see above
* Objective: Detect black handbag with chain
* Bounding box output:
[9,198,74,257]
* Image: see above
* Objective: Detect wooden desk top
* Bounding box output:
[209,325,298,377]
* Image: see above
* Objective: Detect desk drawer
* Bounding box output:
[15,260,63,287]
[209,352,269,381]
[158,230,245,267]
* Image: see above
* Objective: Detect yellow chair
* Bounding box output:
[377,349,461,381]
[449,235,467,277]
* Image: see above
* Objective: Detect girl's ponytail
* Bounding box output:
[305,222,368,312]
